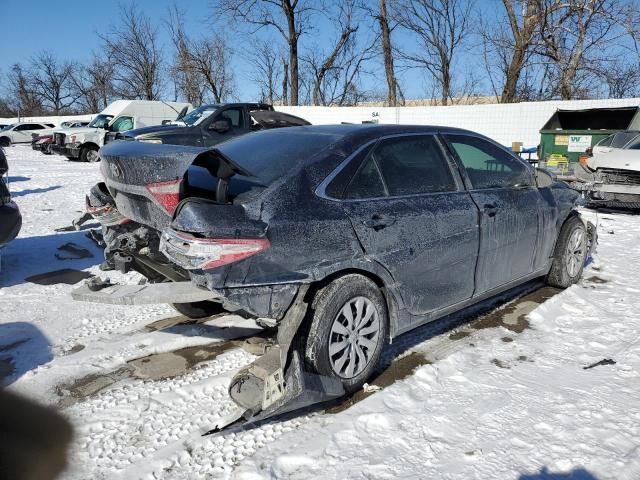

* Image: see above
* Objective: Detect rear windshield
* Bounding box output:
[215,128,343,185]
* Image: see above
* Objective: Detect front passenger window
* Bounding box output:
[446,134,533,190]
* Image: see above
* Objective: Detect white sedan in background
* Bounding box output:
[0,122,56,147]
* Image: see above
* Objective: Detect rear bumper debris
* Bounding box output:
[71,280,217,305]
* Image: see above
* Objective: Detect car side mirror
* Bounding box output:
[210,119,231,133]
[161,120,171,125]
[535,167,555,188]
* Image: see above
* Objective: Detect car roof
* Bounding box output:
[271,123,487,145]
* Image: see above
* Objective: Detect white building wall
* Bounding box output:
[277,97,640,147]
[0,114,94,127]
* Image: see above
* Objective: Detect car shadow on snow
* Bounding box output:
[6,176,30,183]
[0,230,102,288]
[10,185,61,198]
[381,279,551,367]
[519,467,598,480]
[0,322,52,386]
[329,279,557,414]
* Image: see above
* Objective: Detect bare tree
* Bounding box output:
[6,64,44,116]
[537,0,626,100]
[193,37,235,103]
[167,6,234,104]
[304,2,360,105]
[26,52,79,114]
[247,41,285,104]
[71,55,114,113]
[99,4,164,100]
[481,1,542,103]
[215,0,320,106]
[395,0,475,105]
[167,6,207,105]
[598,61,640,98]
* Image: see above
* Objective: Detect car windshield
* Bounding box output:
[215,128,343,185]
[1,124,15,131]
[179,105,219,126]
[88,114,114,129]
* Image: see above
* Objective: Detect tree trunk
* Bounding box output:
[283,1,299,105]
[501,44,526,103]
[379,0,397,107]
[282,59,289,106]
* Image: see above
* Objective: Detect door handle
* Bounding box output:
[363,214,396,231]
[483,203,498,217]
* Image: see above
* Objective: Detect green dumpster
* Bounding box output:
[539,106,640,171]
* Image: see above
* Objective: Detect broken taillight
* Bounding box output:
[160,229,270,270]
[146,179,182,215]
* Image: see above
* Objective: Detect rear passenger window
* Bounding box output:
[344,156,386,199]
[445,134,533,190]
[220,108,242,128]
[372,135,456,196]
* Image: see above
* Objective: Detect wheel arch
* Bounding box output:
[307,266,404,339]
[551,208,583,257]
[80,141,100,151]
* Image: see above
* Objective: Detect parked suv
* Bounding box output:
[0,122,56,147]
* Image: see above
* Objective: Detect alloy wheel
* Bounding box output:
[566,228,585,277]
[328,296,380,379]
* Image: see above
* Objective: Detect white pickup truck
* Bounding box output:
[51,100,192,162]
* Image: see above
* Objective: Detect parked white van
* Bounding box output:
[51,100,192,162]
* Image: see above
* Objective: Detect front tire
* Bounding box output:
[303,274,388,393]
[171,301,226,319]
[547,215,587,288]
[80,146,99,163]
[0,137,11,147]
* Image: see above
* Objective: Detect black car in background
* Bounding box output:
[111,103,310,147]
[0,148,22,251]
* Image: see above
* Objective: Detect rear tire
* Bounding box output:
[80,146,99,163]
[171,301,226,319]
[303,274,388,393]
[547,215,587,288]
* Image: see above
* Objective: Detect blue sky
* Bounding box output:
[0,0,452,102]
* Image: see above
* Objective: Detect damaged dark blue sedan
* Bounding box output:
[151,124,594,424]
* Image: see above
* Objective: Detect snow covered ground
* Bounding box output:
[1,145,639,480]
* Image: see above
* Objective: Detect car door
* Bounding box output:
[443,133,541,294]
[202,106,250,147]
[339,134,480,316]
[13,124,44,143]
